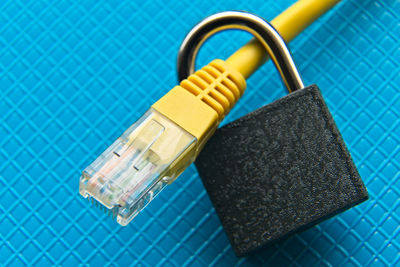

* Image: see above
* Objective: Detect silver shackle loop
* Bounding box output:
[177,11,304,92]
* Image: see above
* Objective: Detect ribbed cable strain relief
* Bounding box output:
[179,59,247,119]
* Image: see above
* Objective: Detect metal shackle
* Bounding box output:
[177,11,304,92]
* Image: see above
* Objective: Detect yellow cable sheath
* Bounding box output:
[226,0,341,79]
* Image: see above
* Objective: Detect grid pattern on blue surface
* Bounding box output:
[0,0,399,266]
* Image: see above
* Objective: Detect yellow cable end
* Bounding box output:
[153,59,246,144]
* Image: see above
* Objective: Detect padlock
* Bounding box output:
[177,12,369,257]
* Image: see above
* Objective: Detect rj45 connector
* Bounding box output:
[79,59,246,225]
[79,109,197,226]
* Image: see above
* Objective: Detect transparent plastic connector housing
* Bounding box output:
[79,108,197,226]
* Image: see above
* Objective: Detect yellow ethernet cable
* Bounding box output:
[79,0,341,226]
[227,0,341,79]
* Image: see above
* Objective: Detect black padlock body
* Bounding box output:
[195,84,368,257]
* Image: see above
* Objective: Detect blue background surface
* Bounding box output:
[1,0,399,266]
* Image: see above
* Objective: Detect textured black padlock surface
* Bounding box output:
[195,84,368,257]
